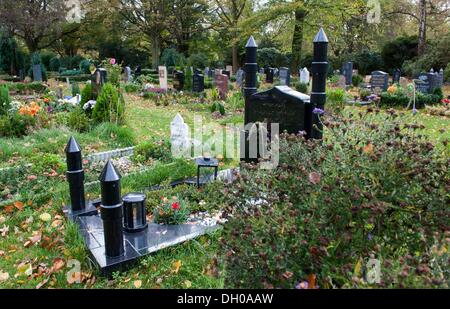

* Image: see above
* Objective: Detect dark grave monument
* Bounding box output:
[393,69,401,84]
[33,64,43,82]
[91,68,107,99]
[63,137,218,276]
[173,70,185,91]
[370,71,388,91]
[19,69,25,81]
[265,68,274,83]
[192,71,205,93]
[416,73,431,93]
[241,28,328,162]
[438,68,444,87]
[279,67,290,86]
[342,61,353,85]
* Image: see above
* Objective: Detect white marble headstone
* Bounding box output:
[170,114,190,158]
[300,68,310,84]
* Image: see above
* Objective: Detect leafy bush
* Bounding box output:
[72,82,80,96]
[295,82,308,94]
[79,59,92,74]
[40,51,57,71]
[188,52,209,69]
[257,47,289,68]
[352,75,364,87]
[380,91,409,108]
[80,83,93,106]
[359,88,371,100]
[124,83,141,93]
[59,69,82,76]
[60,55,85,70]
[0,113,35,137]
[161,48,186,67]
[326,88,346,112]
[184,67,193,91]
[219,110,449,288]
[352,51,384,76]
[445,63,450,82]
[210,101,225,115]
[92,83,125,124]
[49,57,61,72]
[67,107,90,132]
[381,36,418,72]
[133,139,172,163]
[0,85,11,115]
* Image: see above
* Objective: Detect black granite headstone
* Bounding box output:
[246,85,311,135]
[342,62,353,85]
[192,73,205,93]
[371,71,389,91]
[416,73,431,94]
[173,70,185,91]
[265,68,274,83]
[392,69,401,84]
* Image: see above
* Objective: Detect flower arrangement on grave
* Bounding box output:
[19,101,41,117]
[153,196,189,225]
[387,85,397,94]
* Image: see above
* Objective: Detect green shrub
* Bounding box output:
[0,85,11,115]
[210,101,225,115]
[226,91,244,110]
[0,113,35,137]
[72,82,80,96]
[381,36,418,72]
[219,111,449,288]
[295,82,308,94]
[40,51,57,71]
[80,83,93,106]
[133,138,172,163]
[445,62,450,82]
[380,91,409,107]
[352,75,364,87]
[359,88,371,100]
[49,57,61,72]
[67,107,90,132]
[79,59,91,74]
[326,88,346,112]
[124,83,141,93]
[188,53,209,69]
[184,67,193,91]
[92,83,125,124]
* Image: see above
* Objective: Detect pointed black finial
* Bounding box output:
[313,28,328,43]
[246,36,257,48]
[99,160,121,182]
[65,136,81,153]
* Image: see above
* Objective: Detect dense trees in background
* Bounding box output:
[0,0,448,75]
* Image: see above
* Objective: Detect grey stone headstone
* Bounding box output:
[438,68,444,87]
[370,71,389,91]
[236,68,245,87]
[342,62,353,85]
[33,64,43,82]
[279,67,290,86]
[392,69,401,84]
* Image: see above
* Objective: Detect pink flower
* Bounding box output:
[110,58,116,65]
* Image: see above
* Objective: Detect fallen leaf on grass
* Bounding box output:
[172,260,182,274]
[16,262,32,277]
[4,205,14,214]
[27,175,38,181]
[36,277,50,289]
[14,201,24,211]
[308,172,321,185]
[50,258,65,273]
[0,271,9,282]
[67,272,81,285]
[39,213,51,222]
[363,143,374,155]
[0,250,4,256]
[282,271,293,280]
[133,280,142,288]
[0,225,9,237]
[51,220,62,228]
[0,216,5,224]
[184,280,192,288]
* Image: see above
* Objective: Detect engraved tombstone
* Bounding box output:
[158,65,168,90]
[279,67,291,86]
[370,71,388,92]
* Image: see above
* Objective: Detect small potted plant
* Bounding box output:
[153,196,189,225]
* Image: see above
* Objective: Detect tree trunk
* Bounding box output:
[291,8,307,74]
[151,35,160,69]
[418,0,427,56]
[232,39,239,74]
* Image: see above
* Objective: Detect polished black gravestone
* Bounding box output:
[246,85,311,135]
[192,72,205,93]
[342,61,353,85]
[371,71,388,91]
[173,70,185,91]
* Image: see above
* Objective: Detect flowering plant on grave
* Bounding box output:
[153,196,189,225]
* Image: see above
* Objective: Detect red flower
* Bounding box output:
[442,98,449,104]
[171,202,180,210]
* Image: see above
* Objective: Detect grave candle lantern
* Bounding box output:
[99,160,124,257]
[196,156,219,188]
[122,192,148,233]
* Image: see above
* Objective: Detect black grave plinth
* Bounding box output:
[66,209,219,276]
